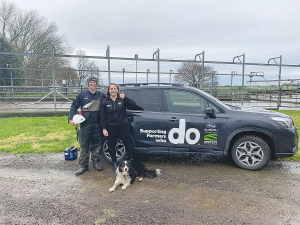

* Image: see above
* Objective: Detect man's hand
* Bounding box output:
[103,129,109,136]
[120,91,125,99]
[69,120,77,126]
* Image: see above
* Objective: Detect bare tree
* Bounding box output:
[0,1,71,55]
[175,62,218,88]
[55,67,78,85]
[0,0,16,38]
[75,50,103,86]
[0,0,72,85]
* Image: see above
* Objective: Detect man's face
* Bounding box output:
[88,81,97,90]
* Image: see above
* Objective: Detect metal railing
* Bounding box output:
[1,45,300,112]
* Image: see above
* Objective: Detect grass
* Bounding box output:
[0,116,79,154]
[273,110,300,161]
[0,111,299,161]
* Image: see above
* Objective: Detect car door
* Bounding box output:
[163,88,227,155]
[125,88,168,154]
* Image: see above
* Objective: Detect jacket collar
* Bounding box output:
[107,95,121,101]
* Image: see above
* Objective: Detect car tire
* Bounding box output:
[100,136,135,163]
[231,135,270,170]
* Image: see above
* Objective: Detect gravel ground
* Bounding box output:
[1,153,300,225]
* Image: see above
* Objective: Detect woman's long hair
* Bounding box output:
[106,83,120,97]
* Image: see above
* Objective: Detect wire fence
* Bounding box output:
[1,44,300,113]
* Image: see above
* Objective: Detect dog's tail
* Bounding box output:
[146,168,161,178]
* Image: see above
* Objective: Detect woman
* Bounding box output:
[99,83,138,172]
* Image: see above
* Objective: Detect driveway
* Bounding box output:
[1,153,300,224]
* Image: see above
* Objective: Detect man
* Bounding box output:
[68,76,105,175]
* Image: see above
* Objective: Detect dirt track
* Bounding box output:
[1,153,300,225]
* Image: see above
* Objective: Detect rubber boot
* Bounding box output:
[93,162,103,171]
[75,167,88,176]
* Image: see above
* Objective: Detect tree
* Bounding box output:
[55,66,78,86]
[0,36,25,86]
[75,50,103,86]
[175,62,218,88]
[0,0,72,85]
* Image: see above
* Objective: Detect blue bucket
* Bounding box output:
[64,146,78,160]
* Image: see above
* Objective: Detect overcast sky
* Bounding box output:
[9,0,300,85]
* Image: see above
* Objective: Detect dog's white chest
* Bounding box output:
[118,172,130,184]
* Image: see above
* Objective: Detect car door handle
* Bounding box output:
[167,117,179,122]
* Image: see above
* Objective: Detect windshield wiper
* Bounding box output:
[226,104,241,110]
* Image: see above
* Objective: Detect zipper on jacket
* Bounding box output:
[113,101,117,120]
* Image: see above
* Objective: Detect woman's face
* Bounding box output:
[109,84,118,97]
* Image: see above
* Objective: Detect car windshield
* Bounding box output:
[187,86,232,110]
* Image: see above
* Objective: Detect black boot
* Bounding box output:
[93,162,103,171]
[75,167,88,176]
[113,162,118,172]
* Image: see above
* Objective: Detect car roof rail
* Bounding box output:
[118,83,182,87]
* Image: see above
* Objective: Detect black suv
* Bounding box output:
[84,83,298,170]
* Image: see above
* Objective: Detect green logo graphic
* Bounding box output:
[204,134,218,141]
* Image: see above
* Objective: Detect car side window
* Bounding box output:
[126,89,161,112]
[164,89,220,114]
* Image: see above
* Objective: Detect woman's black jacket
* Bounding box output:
[99,95,137,129]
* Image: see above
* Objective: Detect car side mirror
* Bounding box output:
[205,107,215,118]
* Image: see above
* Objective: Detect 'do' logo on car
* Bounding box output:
[168,119,200,145]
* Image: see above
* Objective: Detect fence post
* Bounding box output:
[7,63,13,96]
[107,45,111,84]
[201,51,205,90]
[153,49,160,83]
[233,54,245,105]
[135,54,138,83]
[51,43,57,111]
[241,53,245,105]
[40,66,44,97]
[157,48,160,83]
[268,55,282,109]
[194,51,204,90]
[278,55,282,109]
[231,73,233,99]
[169,70,174,83]
[147,69,150,83]
[123,68,125,84]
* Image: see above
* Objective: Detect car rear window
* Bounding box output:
[126,89,161,112]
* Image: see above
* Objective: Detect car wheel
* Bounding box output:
[100,137,128,163]
[231,135,270,170]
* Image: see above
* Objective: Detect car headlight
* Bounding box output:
[271,117,294,128]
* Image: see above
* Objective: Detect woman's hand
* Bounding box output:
[103,129,108,136]
[120,91,125,99]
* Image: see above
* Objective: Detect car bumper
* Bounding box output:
[275,128,298,158]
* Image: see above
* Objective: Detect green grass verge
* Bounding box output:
[0,116,79,154]
[273,110,300,161]
[0,111,299,162]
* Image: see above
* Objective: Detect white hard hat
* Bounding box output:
[73,114,85,124]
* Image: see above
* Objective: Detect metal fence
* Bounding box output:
[1,44,300,113]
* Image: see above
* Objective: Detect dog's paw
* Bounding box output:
[121,186,127,190]
[109,187,115,192]
[138,177,143,182]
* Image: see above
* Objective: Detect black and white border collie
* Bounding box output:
[109,160,161,192]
